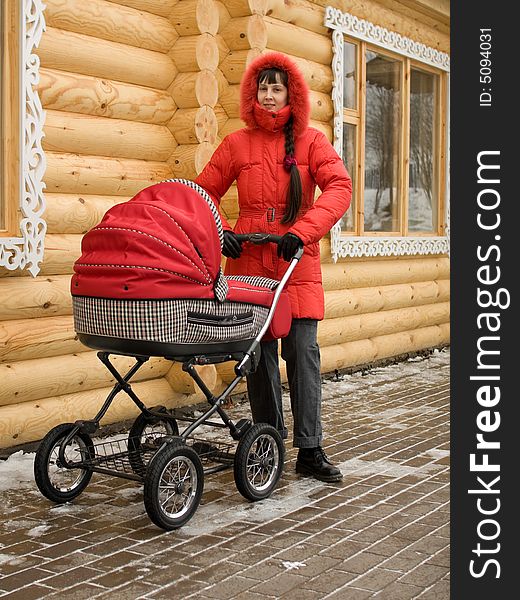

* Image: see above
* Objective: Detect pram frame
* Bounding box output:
[35,234,303,529]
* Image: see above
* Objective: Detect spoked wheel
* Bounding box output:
[34,423,94,503]
[234,423,284,501]
[143,442,204,530]
[127,411,179,476]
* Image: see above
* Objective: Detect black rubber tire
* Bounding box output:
[233,423,284,501]
[34,423,94,503]
[127,412,179,476]
[143,442,204,530]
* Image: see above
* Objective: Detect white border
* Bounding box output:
[325,6,450,261]
[0,0,46,276]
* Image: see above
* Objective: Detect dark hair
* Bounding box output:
[257,68,302,225]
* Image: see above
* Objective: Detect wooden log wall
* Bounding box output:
[0,0,449,448]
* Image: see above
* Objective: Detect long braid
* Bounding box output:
[282,116,302,224]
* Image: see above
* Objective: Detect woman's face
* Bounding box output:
[257,73,288,112]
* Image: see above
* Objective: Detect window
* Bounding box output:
[325,8,450,260]
[0,0,46,276]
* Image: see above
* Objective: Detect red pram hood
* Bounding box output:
[72,180,227,301]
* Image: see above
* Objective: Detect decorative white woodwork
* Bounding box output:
[0,1,47,276]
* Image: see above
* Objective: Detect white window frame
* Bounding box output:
[0,0,46,276]
[324,6,450,262]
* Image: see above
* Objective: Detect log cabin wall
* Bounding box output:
[0,0,449,448]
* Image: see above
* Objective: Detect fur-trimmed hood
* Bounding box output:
[240,52,311,137]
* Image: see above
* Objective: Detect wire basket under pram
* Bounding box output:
[33,180,303,530]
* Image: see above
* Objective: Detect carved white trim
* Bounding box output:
[324,6,450,72]
[0,0,46,276]
[325,6,450,261]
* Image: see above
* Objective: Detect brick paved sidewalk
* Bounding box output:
[0,349,450,599]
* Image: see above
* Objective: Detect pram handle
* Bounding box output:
[234,233,281,244]
[234,232,304,261]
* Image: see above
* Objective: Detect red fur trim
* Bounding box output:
[240,52,311,137]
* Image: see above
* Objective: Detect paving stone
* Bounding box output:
[399,563,449,587]
[306,569,358,593]
[249,571,308,597]
[349,567,401,591]
[0,584,54,599]
[372,581,424,599]
[415,577,450,598]
[195,575,257,599]
[0,566,55,592]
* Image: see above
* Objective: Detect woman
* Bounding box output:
[195,52,351,482]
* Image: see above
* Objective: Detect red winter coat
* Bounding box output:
[195,52,351,320]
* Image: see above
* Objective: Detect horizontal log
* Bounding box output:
[265,0,329,35]
[309,119,332,139]
[311,0,449,51]
[219,117,244,137]
[215,1,232,30]
[0,352,170,407]
[264,17,332,65]
[37,27,177,89]
[88,0,179,19]
[44,193,127,235]
[216,76,240,115]
[167,141,217,179]
[216,357,286,385]
[44,0,178,53]
[215,321,450,384]
[168,106,218,145]
[43,110,177,162]
[322,257,450,291]
[309,90,333,123]
[0,315,85,364]
[0,378,185,448]
[220,15,267,51]
[319,323,450,374]
[170,0,219,35]
[165,362,218,394]
[224,0,268,17]
[220,188,239,219]
[318,302,450,348]
[391,0,450,28]
[168,70,219,108]
[213,103,229,130]
[219,48,262,84]
[37,68,176,125]
[279,54,332,94]
[169,33,219,72]
[0,275,72,321]
[44,152,172,195]
[40,234,82,276]
[324,280,450,319]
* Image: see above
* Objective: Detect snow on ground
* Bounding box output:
[0,348,449,495]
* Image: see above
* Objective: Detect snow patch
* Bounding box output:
[282,560,306,570]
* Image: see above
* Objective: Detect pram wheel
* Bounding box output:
[34,423,94,503]
[127,411,179,475]
[143,442,204,530]
[234,423,284,501]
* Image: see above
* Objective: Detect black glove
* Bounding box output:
[277,232,303,262]
[222,230,243,259]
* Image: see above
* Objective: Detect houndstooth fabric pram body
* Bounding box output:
[71,179,291,355]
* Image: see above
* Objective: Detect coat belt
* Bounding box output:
[236,207,278,271]
[239,207,277,222]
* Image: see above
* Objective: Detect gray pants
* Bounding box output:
[246,318,323,448]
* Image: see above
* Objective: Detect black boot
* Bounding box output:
[295,447,343,482]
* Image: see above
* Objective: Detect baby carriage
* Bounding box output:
[33,179,303,530]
